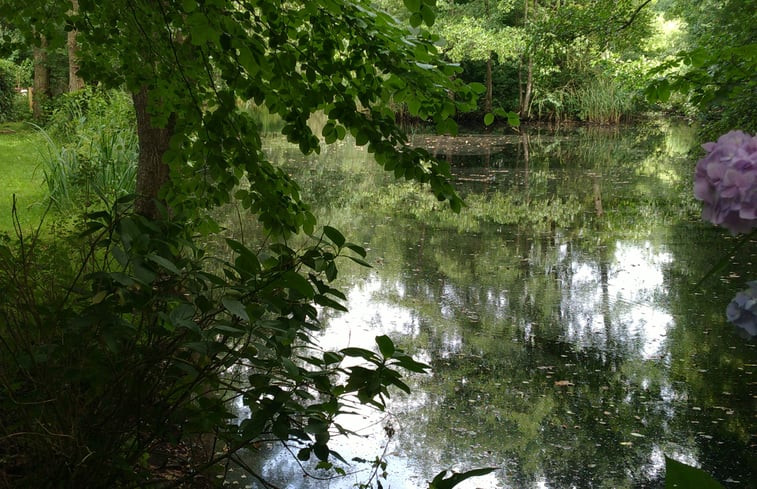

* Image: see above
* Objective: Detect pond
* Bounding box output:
[225,121,757,488]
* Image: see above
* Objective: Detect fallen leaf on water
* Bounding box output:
[554,380,574,387]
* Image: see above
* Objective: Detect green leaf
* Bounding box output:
[390,377,411,393]
[436,118,458,136]
[403,0,421,12]
[341,347,379,362]
[484,113,494,126]
[420,4,436,26]
[392,354,430,373]
[665,457,725,489]
[354,129,370,146]
[210,324,246,337]
[323,225,345,247]
[468,82,486,95]
[282,358,301,380]
[409,12,423,27]
[222,297,250,322]
[430,468,499,489]
[315,294,348,312]
[181,0,197,13]
[146,253,181,274]
[133,264,157,284]
[449,196,462,213]
[507,112,520,127]
[658,84,671,103]
[323,351,343,364]
[407,97,422,116]
[91,290,108,304]
[313,442,329,461]
[281,271,315,298]
[684,48,709,68]
[375,335,395,358]
[344,243,367,258]
[347,255,373,268]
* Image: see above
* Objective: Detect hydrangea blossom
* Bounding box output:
[726,281,757,336]
[693,130,757,234]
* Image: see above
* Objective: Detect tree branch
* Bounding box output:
[616,0,653,32]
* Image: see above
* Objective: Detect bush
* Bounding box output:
[0,203,426,488]
[0,61,16,122]
[566,78,637,124]
[38,88,138,211]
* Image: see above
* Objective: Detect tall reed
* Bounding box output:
[566,78,636,124]
[37,89,138,211]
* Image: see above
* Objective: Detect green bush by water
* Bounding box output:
[38,88,138,211]
[0,201,433,487]
[567,78,637,124]
[529,78,638,125]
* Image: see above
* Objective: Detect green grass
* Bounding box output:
[0,122,48,233]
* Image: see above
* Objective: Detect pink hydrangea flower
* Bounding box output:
[694,130,757,233]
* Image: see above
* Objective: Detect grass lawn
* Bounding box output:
[0,122,48,233]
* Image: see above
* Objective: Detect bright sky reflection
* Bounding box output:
[563,241,673,359]
[235,238,705,489]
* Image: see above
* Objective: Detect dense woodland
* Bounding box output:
[0,0,754,488]
[2,0,755,132]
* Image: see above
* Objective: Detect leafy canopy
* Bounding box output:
[0,0,489,487]
[0,0,481,232]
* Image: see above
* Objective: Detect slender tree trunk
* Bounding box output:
[132,87,175,219]
[485,54,493,115]
[518,58,523,113]
[518,0,531,117]
[67,0,85,92]
[484,0,493,117]
[523,55,533,118]
[32,36,49,120]
[522,132,530,195]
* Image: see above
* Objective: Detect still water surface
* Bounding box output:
[230,122,756,488]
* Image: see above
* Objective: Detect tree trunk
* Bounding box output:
[522,55,533,118]
[485,53,493,115]
[132,87,175,219]
[67,0,85,92]
[518,0,531,117]
[484,0,493,117]
[518,58,523,113]
[32,36,49,120]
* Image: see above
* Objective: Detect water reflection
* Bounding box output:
[230,123,756,488]
[564,241,673,359]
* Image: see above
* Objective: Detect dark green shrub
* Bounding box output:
[38,88,138,211]
[0,202,426,488]
[0,61,15,122]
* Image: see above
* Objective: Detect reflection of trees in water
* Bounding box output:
[371,223,671,486]
[372,215,755,486]
[661,222,757,484]
[221,123,755,487]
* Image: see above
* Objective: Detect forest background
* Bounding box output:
[0,0,754,488]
